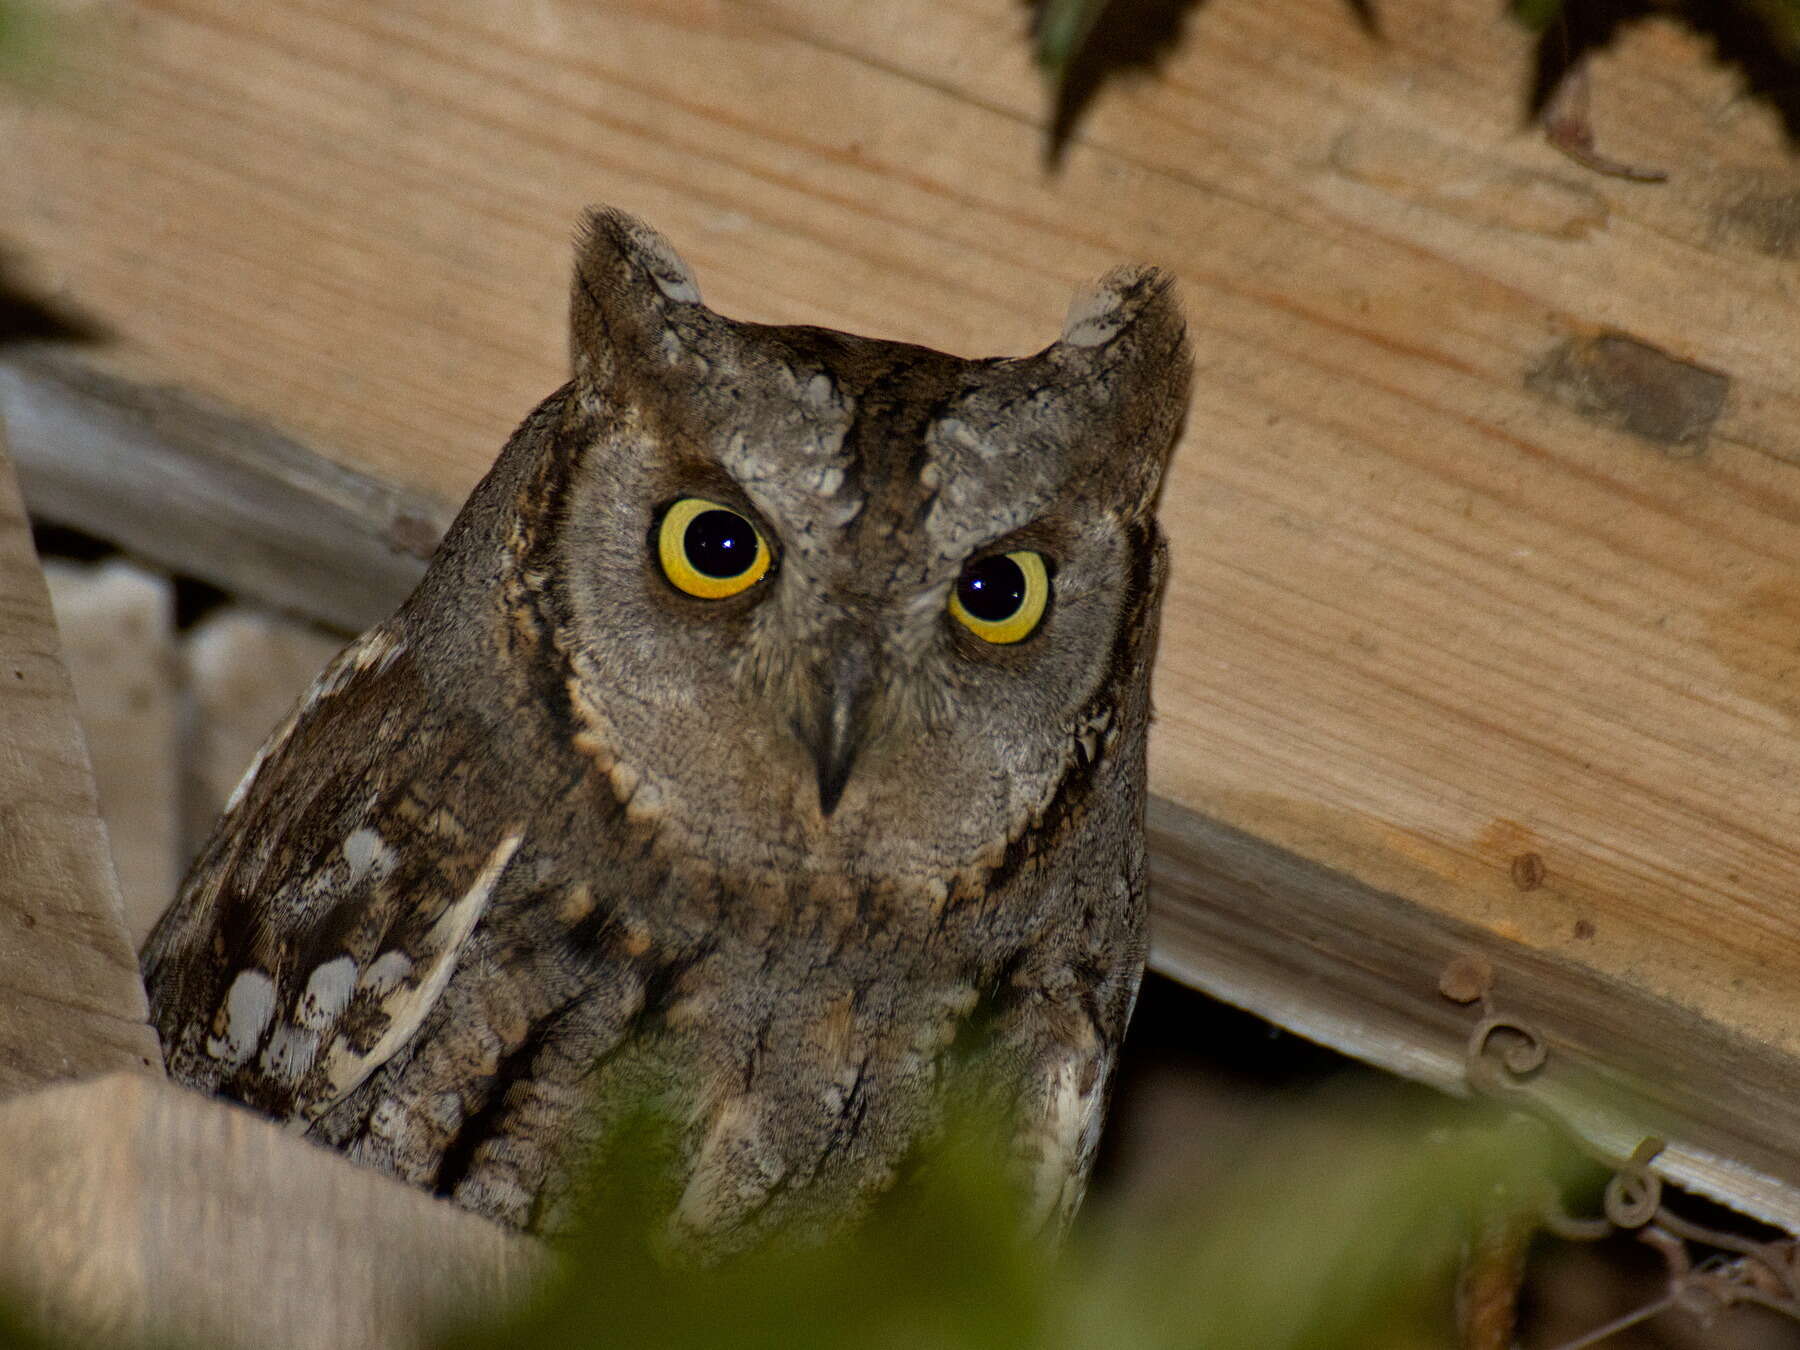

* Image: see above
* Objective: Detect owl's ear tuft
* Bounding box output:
[569,207,705,391]
[1054,263,1189,416]
[1031,264,1190,506]
[1052,265,1188,410]
[1059,265,1179,351]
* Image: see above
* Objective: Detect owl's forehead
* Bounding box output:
[710,334,1085,587]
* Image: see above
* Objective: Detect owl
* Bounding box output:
[142,209,1190,1250]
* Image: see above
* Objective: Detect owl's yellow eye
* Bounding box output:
[656,498,772,599]
[949,550,1051,644]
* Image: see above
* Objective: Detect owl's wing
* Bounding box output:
[143,624,525,1125]
[1013,1020,1113,1233]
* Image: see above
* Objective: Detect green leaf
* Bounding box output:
[0,0,54,84]
[1511,0,1565,32]
[1035,0,1111,80]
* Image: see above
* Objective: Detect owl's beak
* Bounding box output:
[799,643,875,817]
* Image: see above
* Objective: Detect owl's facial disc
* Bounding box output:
[652,494,866,815]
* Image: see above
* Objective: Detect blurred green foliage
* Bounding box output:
[0,1093,1573,1350]
[0,1088,1582,1348]
[1514,0,1800,50]
[1034,0,1110,77]
[0,0,52,84]
[435,1089,1574,1350]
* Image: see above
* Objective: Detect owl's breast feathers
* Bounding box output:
[144,619,1128,1240]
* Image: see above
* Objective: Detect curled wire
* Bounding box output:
[1535,1156,1800,1348]
[1536,1184,1612,1243]
[1465,1015,1548,1097]
[1601,1137,1664,1229]
[1445,974,1800,1346]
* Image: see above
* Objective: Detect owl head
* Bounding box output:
[525,209,1189,879]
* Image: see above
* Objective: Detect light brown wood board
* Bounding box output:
[3,0,1800,1220]
[0,1073,537,1350]
[0,416,161,1098]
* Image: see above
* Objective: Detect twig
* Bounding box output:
[1544,1294,1676,1350]
[1458,1183,1536,1350]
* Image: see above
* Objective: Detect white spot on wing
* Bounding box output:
[802,372,836,410]
[360,950,414,996]
[297,955,357,1031]
[653,267,701,303]
[1061,281,1126,348]
[352,629,405,675]
[932,417,989,458]
[341,828,392,885]
[223,747,269,815]
[207,969,276,1066]
[1021,1047,1108,1233]
[310,832,524,1116]
[260,1022,320,1082]
[1027,1061,1083,1224]
[674,1095,786,1236]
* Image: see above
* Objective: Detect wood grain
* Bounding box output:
[0,349,438,633]
[0,416,161,1099]
[0,1073,537,1350]
[3,0,1800,1217]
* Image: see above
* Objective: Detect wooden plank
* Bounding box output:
[1148,798,1800,1231]
[0,349,438,633]
[0,416,161,1099]
[0,1073,537,1350]
[44,558,181,951]
[4,0,1800,1221]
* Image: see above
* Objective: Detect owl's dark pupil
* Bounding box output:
[957,555,1027,623]
[684,509,757,578]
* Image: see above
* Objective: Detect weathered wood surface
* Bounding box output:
[0,420,160,1098]
[0,349,438,633]
[0,1073,538,1350]
[43,558,181,950]
[4,0,1800,1222]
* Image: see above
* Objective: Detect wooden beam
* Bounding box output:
[1147,799,1800,1230]
[0,1073,537,1350]
[0,349,438,634]
[4,0,1800,1225]
[0,413,161,1099]
[44,558,181,949]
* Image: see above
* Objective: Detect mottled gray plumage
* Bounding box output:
[142,209,1190,1250]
